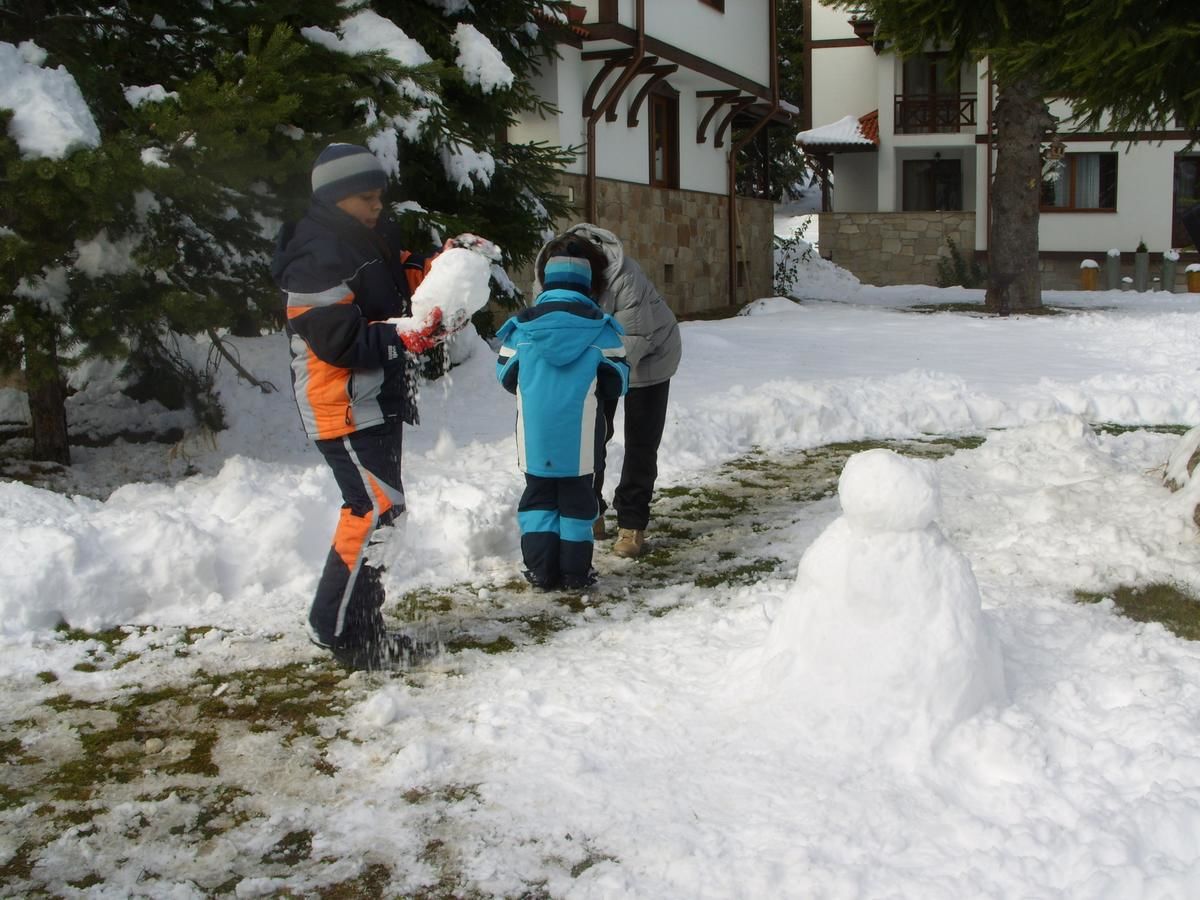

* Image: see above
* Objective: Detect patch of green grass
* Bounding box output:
[263,829,313,865]
[904,435,986,455]
[678,488,748,514]
[192,785,253,839]
[1093,423,1192,437]
[0,840,35,883]
[196,664,350,736]
[44,693,89,713]
[654,485,695,499]
[402,783,480,806]
[906,303,1065,316]
[571,851,618,878]
[36,671,57,684]
[556,593,590,614]
[645,520,694,540]
[521,611,571,643]
[444,634,517,655]
[53,622,128,650]
[32,665,349,813]
[634,546,675,569]
[161,731,219,778]
[316,863,395,899]
[395,590,456,618]
[0,784,29,811]
[694,558,785,588]
[905,302,988,314]
[1076,583,1200,640]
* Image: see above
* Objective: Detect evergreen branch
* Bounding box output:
[205,327,277,395]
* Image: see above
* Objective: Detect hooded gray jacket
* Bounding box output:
[533,223,682,388]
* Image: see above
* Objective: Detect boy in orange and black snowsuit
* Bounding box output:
[271,143,447,671]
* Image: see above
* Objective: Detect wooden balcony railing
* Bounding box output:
[894,94,977,134]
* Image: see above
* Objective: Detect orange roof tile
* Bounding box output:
[858,109,880,145]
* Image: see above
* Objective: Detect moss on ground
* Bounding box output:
[1094,423,1192,437]
[1076,582,1200,641]
[905,303,1066,316]
[0,659,357,887]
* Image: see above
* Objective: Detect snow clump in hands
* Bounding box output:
[390,236,499,342]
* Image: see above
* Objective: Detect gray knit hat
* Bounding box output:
[311,143,387,203]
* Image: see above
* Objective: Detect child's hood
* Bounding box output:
[499,296,619,368]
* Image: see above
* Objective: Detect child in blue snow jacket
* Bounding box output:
[496,237,629,590]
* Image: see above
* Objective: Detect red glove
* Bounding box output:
[397,307,443,353]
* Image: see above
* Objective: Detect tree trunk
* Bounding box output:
[986,74,1055,314]
[23,324,71,465]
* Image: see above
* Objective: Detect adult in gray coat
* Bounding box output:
[533,223,682,557]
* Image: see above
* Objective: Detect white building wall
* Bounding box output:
[810,46,877,129]
[575,0,770,87]
[515,0,773,195]
[645,2,770,87]
[809,0,857,40]
[874,51,895,210]
[509,50,587,176]
[1038,140,1189,253]
[832,154,877,211]
[679,96,728,193]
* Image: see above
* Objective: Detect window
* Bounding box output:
[1173,154,1200,247]
[896,54,972,133]
[1041,153,1118,211]
[649,90,679,189]
[902,157,962,211]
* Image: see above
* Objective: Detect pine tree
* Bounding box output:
[1002,0,1199,137]
[826,0,1062,313]
[1,1,575,466]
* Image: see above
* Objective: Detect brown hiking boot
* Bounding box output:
[593,518,607,541]
[612,528,645,558]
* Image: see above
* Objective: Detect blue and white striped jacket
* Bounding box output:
[497,289,628,477]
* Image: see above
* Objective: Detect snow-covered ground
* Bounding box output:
[5,242,1200,896]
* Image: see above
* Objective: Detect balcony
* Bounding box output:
[894,94,977,134]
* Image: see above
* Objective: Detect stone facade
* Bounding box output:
[818,212,977,287]
[819,212,1200,293]
[512,172,775,317]
[1039,254,1199,293]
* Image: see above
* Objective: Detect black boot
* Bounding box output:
[326,565,435,671]
[330,629,431,672]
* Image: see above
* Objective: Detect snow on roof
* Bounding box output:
[796,112,879,149]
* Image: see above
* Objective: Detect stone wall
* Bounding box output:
[819,211,1200,293]
[1039,254,1200,293]
[511,173,774,317]
[818,212,977,287]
